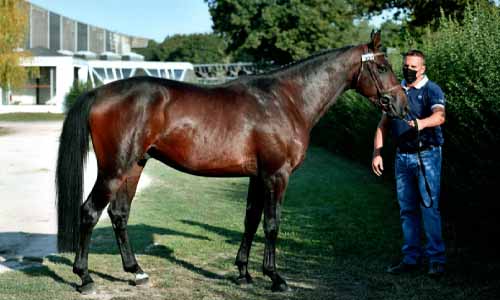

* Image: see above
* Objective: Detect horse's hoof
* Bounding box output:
[133,272,150,286]
[234,274,253,285]
[271,282,292,293]
[77,282,96,295]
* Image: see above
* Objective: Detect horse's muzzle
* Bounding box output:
[379,95,408,119]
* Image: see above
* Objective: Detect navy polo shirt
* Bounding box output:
[391,76,445,151]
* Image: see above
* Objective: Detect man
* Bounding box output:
[371,50,446,277]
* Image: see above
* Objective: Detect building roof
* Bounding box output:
[27,47,65,57]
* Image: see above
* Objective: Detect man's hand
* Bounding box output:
[406,109,446,131]
[407,118,422,130]
[372,155,384,176]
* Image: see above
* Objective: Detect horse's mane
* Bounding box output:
[260,45,355,77]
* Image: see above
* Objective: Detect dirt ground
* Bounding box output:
[0,121,150,272]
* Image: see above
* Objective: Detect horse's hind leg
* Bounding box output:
[107,163,149,286]
[73,175,111,294]
[235,176,264,284]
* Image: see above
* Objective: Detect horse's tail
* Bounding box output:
[56,91,96,252]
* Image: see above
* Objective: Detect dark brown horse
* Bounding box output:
[56,31,407,293]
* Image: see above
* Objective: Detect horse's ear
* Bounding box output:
[370,30,382,52]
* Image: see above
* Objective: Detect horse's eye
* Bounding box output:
[377,65,388,73]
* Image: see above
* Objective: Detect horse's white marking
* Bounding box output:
[136,272,149,280]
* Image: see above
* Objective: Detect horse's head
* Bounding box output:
[354,31,408,119]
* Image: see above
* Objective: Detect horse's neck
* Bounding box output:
[279,47,360,130]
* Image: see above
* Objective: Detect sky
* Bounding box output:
[27,0,500,43]
[28,0,393,43]
[28,0,214,42]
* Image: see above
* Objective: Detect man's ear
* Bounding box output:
[420,65,426,75]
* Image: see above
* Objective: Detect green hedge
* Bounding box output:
[64,80,92,112]
[421,3,500,252]
[312,3,500,255]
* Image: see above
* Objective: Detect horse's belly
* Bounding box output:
[151,120,258,176]
[186,149,257,176]
[151,142,257,177]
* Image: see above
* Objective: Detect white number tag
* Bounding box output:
[362,53,375,62]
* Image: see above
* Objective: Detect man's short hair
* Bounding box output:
[404,50,426,65]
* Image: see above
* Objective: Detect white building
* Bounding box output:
[0,2,194,114]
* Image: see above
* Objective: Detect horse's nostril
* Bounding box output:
[380,95,391,105]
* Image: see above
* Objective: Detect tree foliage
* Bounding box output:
[135,33,227,64]
[357,0,496,29]
[205,0,370,64]
[0,0,30,89]
[64,80,92,112]
[421,3,500,212]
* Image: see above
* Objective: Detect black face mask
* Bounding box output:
[403,67,418,84]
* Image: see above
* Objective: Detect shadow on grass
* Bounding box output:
[0,231,127,290]
[29,220,318,295]
[2,224,226,291]
[180,219,264,245]
[88,223,226,281]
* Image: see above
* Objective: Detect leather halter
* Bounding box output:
[356,50,401,111]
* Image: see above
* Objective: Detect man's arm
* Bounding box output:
[408,107,446,130]
[372,113,390,176]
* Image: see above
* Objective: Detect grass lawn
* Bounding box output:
[0,113,65,122]
[0,146,498,300]
[0,113,64,136]
[0,127,13,136]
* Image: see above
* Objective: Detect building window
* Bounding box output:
[174,69,184,80]
[49,12,61,50]
[147,69,159,77]
[122,68,132,78]
[106,68,114,80]
[77,22,88,51]
[93,68,106,80]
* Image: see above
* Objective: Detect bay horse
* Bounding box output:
[56,31,407,293]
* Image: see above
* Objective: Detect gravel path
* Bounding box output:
[0,121,150,272]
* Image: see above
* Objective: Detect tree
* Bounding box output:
[135,33,227,64]
[161,34,227,63]
[0,0,30,90]
[419,2,500,255]
[134,40,164,62]
[356,0,496,30]
[205,0,363,64]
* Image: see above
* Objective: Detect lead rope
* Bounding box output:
[413,118,434,209]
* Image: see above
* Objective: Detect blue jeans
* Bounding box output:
[395,146,446,265]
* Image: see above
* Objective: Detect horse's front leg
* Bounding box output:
[262,168,292,292]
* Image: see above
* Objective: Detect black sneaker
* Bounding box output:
[428,262,445,277]
[386,262,419,274]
